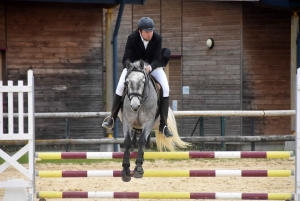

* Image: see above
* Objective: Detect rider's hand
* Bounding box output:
[145,65,152,74]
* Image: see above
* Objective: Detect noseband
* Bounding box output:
[125,68,150,104]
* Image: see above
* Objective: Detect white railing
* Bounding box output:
[0,70,35,201]
[0,110,295,118]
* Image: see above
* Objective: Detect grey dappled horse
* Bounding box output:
[119,59,189,182]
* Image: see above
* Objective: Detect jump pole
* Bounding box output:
[36,192,294,200]
[36,170,294,178]
[35,151,294,160]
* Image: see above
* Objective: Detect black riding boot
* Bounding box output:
[159,97,173,137]
[102,94,122,129]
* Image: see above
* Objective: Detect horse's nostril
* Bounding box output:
[130,104,140,112]
[130,97,141,112]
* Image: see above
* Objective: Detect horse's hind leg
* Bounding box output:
[122,133,132,182]
[145,134,151,149]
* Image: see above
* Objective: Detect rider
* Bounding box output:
[102,17,173,138]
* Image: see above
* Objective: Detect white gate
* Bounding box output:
[0,70,35,201]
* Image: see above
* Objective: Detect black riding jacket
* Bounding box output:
[122,29,162,71]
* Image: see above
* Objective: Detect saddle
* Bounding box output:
[148,75,163,120]
[149,75,162,102]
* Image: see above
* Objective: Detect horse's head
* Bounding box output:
[125,59,148,112]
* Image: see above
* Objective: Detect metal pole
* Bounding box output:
[105,8,114,140]
[220,117,225,150]
[251,117,255,151]
[199,117,204,150]
[200,117,204,136]
[1,110,294,118]
[112,0,125,152]
[65,118,70,152]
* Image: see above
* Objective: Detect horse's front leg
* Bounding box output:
[133,126,153,178]
[130,130,138,151]
[122,129,132,182]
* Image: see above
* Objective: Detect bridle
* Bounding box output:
[125,67,150,104]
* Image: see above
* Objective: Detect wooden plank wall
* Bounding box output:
[0,2,5,86]
[109,1,244,138]
[133,0,161,34]
[242,3,291,135]
[182,1,242,137]
[133,0,183,119]
[161,0,182,55]
[90,1,292,141]
[6,2,104,140]
[161,0,183,131]
[0,2,5,49]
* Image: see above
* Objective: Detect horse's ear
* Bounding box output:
[126,59,131,68]
[139,59,144,70]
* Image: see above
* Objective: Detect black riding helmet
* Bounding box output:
[138,17,155,31]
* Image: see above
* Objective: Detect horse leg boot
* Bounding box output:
[102,94,122,129]
[133,149,144,178]
[159,97,173,137]
[122,150,131,182]
[133,133,145,178]
[122,135,132,182]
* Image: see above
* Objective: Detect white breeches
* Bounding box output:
[116,68,170,97]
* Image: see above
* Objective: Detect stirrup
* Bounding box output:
[160,125,173,138]
[102,116,115,129]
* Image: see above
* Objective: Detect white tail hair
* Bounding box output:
[155,108,190,151]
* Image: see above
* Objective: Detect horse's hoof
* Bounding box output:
[133,172,143,178]
[133,166,144,178]
[122,175,131,182]
[122,169,131,182]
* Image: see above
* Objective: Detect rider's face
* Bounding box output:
[140,30,153,41]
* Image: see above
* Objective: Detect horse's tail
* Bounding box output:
[156,108,190,151]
